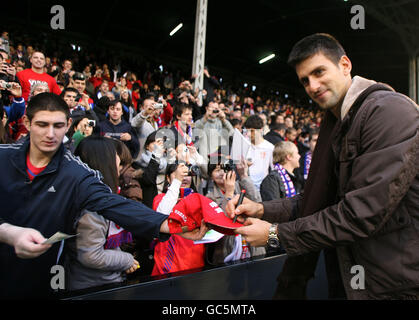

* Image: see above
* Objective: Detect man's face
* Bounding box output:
[142,98,155,111]
[208,102,219,119]
[108,103,123,122]
[276,115,284,124]
[284,117,293,128]
[100,81,109,94]
[296,53,351,112]
[63,60,72,71]
[30,52,46,69]
[73,79,86,94]
[286,130,297,142]
[63,91,78,109]
[24,111,71,157]
[178,108,193,126]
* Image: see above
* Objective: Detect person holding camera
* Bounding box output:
[194,101,234,159]
[151,162,206,276]
[0,80,24,143]
[205,156,264,264]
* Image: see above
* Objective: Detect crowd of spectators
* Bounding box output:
[0,29,324,291]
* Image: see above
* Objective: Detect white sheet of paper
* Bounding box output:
[230,128,251,162]
[43,232,79,245]
[194,229,224,244]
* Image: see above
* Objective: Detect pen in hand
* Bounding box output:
[233,189,246,223]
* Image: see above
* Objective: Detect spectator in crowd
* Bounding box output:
[16,51,61,101]
[299,128,319,183]
[285,127,298,145]
[94,79,110,103]
[0,92,207,298]
[284,116,293,129]
[97,99,140,159]
[69,116,95,150]
[243,115,274,192]
[70,72,95,110]
[260,141,303,201]
[227,33,419,300]
[0,31,10,54]
[0,80,24,142]
[61,87,98,123]
[264,123,286,146]
[130,95,159,158]
[205,156,264,264]
[120,89,136,123]
[57,59,74,87]
[194,101,234,159]
[136,130,168,200]
[67,136,140,291]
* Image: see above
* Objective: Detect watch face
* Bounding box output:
[268,238,280,248]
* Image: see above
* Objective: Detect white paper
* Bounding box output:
[43,232,79,245]
[230,128,251,162]
[194,229,224,244]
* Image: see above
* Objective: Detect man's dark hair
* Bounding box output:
[173,102,193,121]
[271,123,286,132]
[309,127,320,140]
[60,87,79,98]
[287,33,346,68]
[26,92,70,122]
[244,115,263,130]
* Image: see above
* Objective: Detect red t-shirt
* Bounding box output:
[17,69,62,101]
[26,153,47,181]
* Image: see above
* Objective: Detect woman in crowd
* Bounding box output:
[205,156,265,264]
[67,136,139,291]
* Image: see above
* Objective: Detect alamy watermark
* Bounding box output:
[350,265,365,290]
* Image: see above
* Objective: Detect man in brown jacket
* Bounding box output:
[227,33,419,299]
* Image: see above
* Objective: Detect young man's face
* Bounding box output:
[24,111,71,157]
[295,53,351,113]
[177,108,193,126]
[73,79,86,94]
[63,91,78,109]
[108,103,123,123]
[30,52,46,70]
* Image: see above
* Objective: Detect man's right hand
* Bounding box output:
[225,194,264,222]
[0,224,52,259]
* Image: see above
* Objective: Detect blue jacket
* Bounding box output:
[0,137,167,298]
[97,118,140,158]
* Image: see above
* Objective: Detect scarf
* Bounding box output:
[273,163,297,198]
[303,151,312,180]
[174,120,194,146]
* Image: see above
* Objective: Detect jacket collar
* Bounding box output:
[340,76,376,120]
[11,136,65,177]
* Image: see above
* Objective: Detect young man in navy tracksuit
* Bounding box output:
[96,99,140,159]
[0,93,207,299]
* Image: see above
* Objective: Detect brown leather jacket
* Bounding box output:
[263,78,419,299]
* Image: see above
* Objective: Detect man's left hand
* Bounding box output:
[234,217,271,247]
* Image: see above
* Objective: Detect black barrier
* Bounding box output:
[62,252,328,300]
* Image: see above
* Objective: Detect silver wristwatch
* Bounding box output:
[267,223,281,248]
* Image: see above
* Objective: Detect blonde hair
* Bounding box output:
[273,141,296,165]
